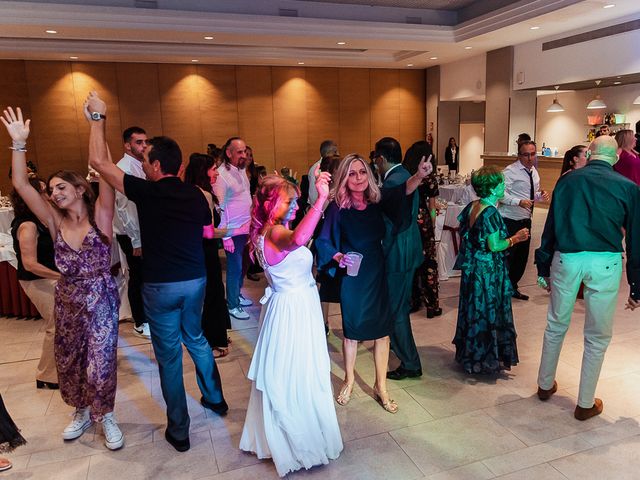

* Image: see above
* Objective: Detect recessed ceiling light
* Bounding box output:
[616,76,621,79]
[464,46,473,50]
[614,81,621,85]
[204,36,214,40]
[69,56,78,60]
[337,41,346,45]
[429,56,438,60]
[298,62,305,65]
[603,4,615,8]
[45,29,57,34]
[530,26,540,30]
[407,64,414,67]
[191,59,199,62]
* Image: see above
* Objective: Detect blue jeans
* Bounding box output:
[225,234,247,309]
[143,277,224,440]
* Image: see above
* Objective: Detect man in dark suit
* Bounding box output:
[374,137,425,380]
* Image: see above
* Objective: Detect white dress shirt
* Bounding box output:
[212,163,252,239]
[113,153,145,248]
[498,160,543,221]
[307,158,321,206]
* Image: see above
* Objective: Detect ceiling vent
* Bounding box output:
[279,8,299,17]
[406,16,422,25]
[134,0,158,8]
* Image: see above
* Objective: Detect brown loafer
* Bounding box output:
[574,398,603,421]
[537,380,558,401]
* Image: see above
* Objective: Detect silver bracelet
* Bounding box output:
[310,204,324,219]
[9,146,27,152]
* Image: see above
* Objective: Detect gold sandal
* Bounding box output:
[336,382,354,406]
[374,386,398,414]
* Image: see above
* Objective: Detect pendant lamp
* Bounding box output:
[547,86,565,112]
[587,80,607,109]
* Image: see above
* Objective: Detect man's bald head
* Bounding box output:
[588,135,618,166]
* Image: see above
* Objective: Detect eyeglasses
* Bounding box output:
[518,152,537,158]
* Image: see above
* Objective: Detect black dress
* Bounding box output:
[316,201,392,340]
[0,394,26,453]
[202,208,232,349]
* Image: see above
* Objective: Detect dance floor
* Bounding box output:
[2,208,640,479]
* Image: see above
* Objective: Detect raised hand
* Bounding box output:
[1,107,31,143]
[416,155,434,179]
[314,165,331,200]
[83,91,107,122]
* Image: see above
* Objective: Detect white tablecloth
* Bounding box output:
[434,202,464,280]
[438,184,467,204]
[0,207,14,235]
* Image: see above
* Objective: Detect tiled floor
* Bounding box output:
[2,209,640,479]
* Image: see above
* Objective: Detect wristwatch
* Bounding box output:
[90,112,106,121]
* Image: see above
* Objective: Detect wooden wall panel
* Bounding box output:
[116,63,163,138]
[236,66,275,171]
[71,62,122,165]
[399,70,426,152]
[0,60,426,188]
[305,68,340,168]
[0,61,33,195]
[157,64,203,164]
[272,67,308,175]
[370,69,400,147]
[339,69,371,158]
[196,65,238,149]
[24,61,83,179]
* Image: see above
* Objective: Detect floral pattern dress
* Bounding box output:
[411,174,440,311]
[54,226,120,420]
[452,203,519,374]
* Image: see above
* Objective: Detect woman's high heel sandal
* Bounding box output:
[373,387,398,414]
[336,382,354,406]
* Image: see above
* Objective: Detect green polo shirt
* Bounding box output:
[535,160,640,299]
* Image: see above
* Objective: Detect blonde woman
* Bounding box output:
[317,153,430,411]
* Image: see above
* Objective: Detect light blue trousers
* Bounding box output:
[537,252,622,408]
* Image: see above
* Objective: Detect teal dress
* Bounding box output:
[452,203,519,374]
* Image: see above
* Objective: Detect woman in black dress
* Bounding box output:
[445,137,459,173]
[403,141,442,318]
[184,153,233,357]
[316,154,398,413]
[0,394,26,472]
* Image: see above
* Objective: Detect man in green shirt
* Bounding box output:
[534,135,640,421]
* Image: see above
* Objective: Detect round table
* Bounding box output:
[438,184,467,204]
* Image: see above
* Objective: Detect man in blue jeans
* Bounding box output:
[86,92,227,452]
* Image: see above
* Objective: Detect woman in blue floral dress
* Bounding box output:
[3,95,123,450]
[453,166,528,374]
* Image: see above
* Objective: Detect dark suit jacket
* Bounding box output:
[445,147,459,171]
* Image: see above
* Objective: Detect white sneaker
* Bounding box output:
[238,294,253,307]
[133,323,151,339]
[228,306,250,320]
[101,412,124,450]
[62,407,93,440]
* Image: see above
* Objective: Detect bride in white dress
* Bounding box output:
[239,171,343,477]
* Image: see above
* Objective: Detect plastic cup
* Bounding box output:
[345,252,363,277]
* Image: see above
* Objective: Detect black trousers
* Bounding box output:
[503,217,532,291]
[116,234,145,327]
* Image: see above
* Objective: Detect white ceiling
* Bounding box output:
[0,0,638,68]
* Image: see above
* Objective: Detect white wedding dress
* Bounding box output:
[239,235,343,477]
